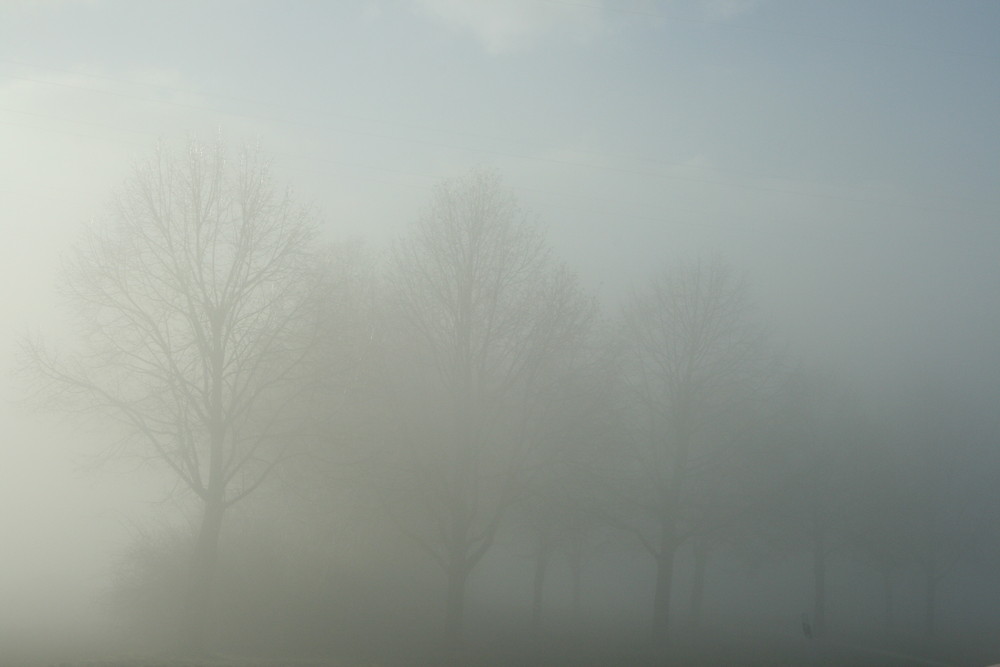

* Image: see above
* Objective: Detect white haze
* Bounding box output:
[1,0,998,663]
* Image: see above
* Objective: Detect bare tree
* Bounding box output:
[22,139,322,652]
[766,372,869,638]
[617,259,775,647]
[896,390,990,639]
[829,405,914,638]
[376,168,593,658]
[514,349,617,635]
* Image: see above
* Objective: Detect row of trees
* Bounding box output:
[23,140,996,663]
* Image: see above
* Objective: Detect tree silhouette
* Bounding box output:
[23,139,323,652]
[376,168,592,659]
[616,259,775,648]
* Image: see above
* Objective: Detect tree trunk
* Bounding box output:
[653,423,688,650]
[812,532,827,637]
[923,564,937,637]
[183,495,226,653]
[445,556,469,663]
[651,530,677,647]
[569,549,583,622]
[689,541,710,631]
[530,537,552,634]
[183,330,228,653]
[882,568,894,633]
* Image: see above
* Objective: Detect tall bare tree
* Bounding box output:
[896,389,990,639]
[765,372,867,638]
[515,349,616,635]
[23,139,323,652]
[617,259,775,647]
[377,169,593,657]
[846,426,912,635]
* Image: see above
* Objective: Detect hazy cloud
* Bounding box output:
[410,0,607,54]
[700,0,761,22]
[407,0,762,54]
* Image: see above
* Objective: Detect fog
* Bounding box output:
[2,2,999,665]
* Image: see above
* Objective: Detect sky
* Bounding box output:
[1,0,999,648]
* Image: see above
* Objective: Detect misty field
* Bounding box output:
[18,626,981,667]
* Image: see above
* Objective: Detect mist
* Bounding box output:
[2,2,999,666]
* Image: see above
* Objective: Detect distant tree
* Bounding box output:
[513,349,617,634]
[105,517,191,646]
[616,259,776,647]
[679,388,779,632]
[22,139,323,652]
[895,389,990,639]
[844,425,912,634]
[375,169,593,658]
[761,371,884,639]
